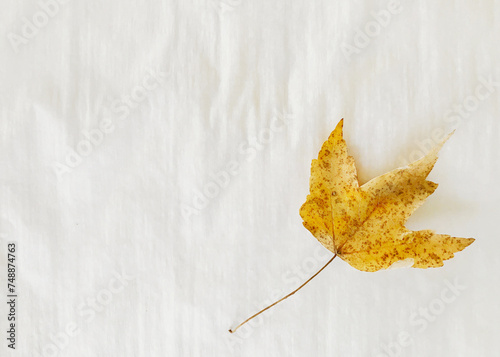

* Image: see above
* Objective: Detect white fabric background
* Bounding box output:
[1,0,499,356]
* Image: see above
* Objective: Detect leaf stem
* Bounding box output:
[228,254,337,333]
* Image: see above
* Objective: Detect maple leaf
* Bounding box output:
[229,119,475,333]
[300,119,475,272]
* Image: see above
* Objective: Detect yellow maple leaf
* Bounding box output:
[300,119,475,272]
[229,119,475,333]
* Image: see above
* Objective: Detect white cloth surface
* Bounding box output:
[1,0,499,356]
